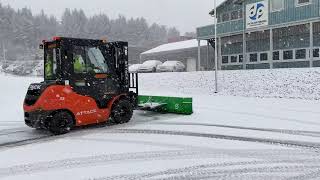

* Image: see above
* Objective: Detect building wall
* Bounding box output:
[197,0,320,38]
[220,22,320,70]
[140,46,215,71]
[197,0,320,70]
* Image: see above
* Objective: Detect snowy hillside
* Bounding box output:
[140,68,320,100]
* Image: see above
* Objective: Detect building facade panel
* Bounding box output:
[246,63,270,69]
[273,61,310,68]
[197,0,320,70]
[197,0,320,39]
[217,20,244,34]
[222,64,244,70]
[269,0,319,25]
[313,60,320,66]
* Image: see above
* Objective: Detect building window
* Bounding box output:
[221,13,230,22]
[221,34,243,55]
[296,0,310,6]
[230,11,238,20]
[246,30,270,53]
[273,24,310,50]
[283,50,293,60]
[239,55,243,63]
[230,10,242,20]
[222,56,229,64]
[250,53,258,62]
[231,56,237,63]
[260,53,268,61]
[273,51,280,61]
[314,22,320,47]
[295,49,306,59]
[271,0,284,11]
[239,9,243,19]
[313,48,319,58]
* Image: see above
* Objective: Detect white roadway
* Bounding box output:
[1,74,320,179]
[0,94,320,179]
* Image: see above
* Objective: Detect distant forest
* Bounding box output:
[0,3,194,61]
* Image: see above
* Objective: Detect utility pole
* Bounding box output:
[209,1,218,93]
[214,0,218,93]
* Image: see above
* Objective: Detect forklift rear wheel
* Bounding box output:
[111,99,133,124]
[49,111,74,135]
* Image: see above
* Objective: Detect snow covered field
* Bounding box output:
[1,69,320,179]
[139,68,320,100]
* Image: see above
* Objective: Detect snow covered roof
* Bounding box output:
[141,39,208,55]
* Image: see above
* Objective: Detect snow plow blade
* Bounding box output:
[137,95,193,115]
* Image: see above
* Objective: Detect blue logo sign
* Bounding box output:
[249,3,265,21]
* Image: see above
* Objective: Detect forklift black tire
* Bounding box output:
[49,111,74,135]
[111,99,133,124]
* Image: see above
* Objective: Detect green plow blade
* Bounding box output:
[138,95,193,115]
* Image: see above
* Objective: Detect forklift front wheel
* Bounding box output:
[111,99,133,124]
[49,111,74,135]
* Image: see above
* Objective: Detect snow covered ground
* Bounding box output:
[139,68,320,100]
[0,69,320,179]
[0,74,42,130]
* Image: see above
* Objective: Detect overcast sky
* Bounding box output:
[0,0,225,33]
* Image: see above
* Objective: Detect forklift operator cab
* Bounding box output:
[24,37,138,135]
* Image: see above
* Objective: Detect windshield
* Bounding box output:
[73,46,108,74]
[87,47,108,73]
[44,47,57,80]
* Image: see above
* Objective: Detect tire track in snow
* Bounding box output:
[0,110,179,150]
[1,150,318,179]
[154,122,320,138]
[0,128,30,136]
[0,150,235,178]
[287,169,320,180]
[105,129,320,150]
[89,162,320,180]
[0,136,319,179]
[0,135,54,149]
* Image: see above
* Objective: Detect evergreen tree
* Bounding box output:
[0,3,181,61]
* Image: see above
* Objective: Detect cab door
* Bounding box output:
[70,45,116,108]
[70,45,93,96]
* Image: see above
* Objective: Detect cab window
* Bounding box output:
[87,47,108,73]
[73,46,108,74]
[73,46,87,74]
[45,48,57,80]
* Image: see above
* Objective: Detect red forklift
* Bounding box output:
[24,37,139,135]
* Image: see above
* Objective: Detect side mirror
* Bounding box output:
[39,44,44,50]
